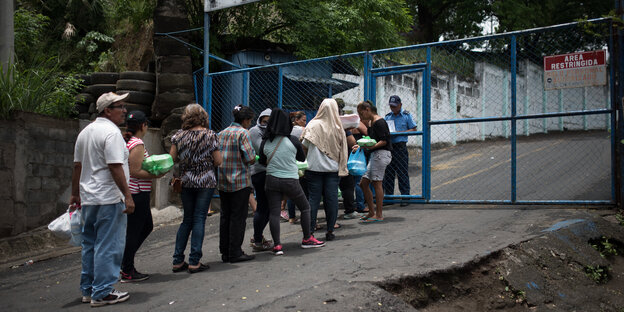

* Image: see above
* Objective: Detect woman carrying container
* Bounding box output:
[121,111,164,282]
[170,104,221,273]
[354,100,392,223]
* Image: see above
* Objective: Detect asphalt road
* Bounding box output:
[399,130,611,202]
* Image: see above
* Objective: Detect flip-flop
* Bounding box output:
[360,216,371,221]
[334,223,342,229]
[172,262,188,273]
[362,218,383,223]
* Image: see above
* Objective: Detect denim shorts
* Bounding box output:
[363,149,392,181]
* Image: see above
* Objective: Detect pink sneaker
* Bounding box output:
[301,236,326,248]
[273,244,284,256]
[280,210,289,221]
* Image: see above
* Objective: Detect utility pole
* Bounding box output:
[0,0,15,74]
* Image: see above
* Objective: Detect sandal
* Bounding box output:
[334,223,342,229]
[188,263,210,274]
[172,262,188,273]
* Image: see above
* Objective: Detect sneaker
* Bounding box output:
[325,232,335,241]
[280,210,289,222]
[301,236,326,248]
[252,241,272,252]
[273,244,284,256]
[90,289,129,307]
[343,212,359,219]
[82,296,91,303]
[250,236,273,247]
[120,269,149,283]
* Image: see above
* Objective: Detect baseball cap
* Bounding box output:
[126,110,148,125]
[96,92,129,113]
[389,95,401,107]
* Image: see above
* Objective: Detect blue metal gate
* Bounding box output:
[196,18,619,206]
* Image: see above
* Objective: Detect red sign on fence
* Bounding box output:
[543,50,606,90]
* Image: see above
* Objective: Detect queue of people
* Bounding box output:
[70,92,414,307]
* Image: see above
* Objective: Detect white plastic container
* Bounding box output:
[339,114,360,129]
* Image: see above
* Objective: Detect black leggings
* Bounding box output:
[121,191,153,272]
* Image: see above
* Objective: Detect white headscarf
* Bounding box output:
[301,98,348,176]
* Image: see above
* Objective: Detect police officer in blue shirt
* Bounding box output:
[383,95,417,206]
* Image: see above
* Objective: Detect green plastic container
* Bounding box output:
[357,136,377,147]
[141,154,174,175]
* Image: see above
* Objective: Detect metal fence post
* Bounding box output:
[363,53,370,101]
[203,13,210,113]
[503,72,509,138]
[423,47,432,201]
[542,88,548,133]
[510,35,517,203]
[242,67,249,106]
[278,66,283,108]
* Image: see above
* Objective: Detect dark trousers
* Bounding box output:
[339,175,356,214]
[265,175,312,245]
[219,187,252,258]
[307,171,339,233]
[383,142,410,195]
[251,172,269,243]
[122,191,153,272]
[287,174,309,219]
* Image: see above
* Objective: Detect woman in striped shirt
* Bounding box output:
[121,111,164,282]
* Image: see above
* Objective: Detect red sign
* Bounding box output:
[543,50,607,90]
[544,50,606,71]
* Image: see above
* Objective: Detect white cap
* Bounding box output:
[96,92,129,113]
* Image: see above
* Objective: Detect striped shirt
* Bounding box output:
[126,137,151,194]
[218,123,255,192]
[171,129,219,188]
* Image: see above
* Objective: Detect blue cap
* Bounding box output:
[389,95,401,106]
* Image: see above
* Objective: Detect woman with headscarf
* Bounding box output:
[259,108,326,255]
[248,108,273,251]
[300,99,349,241]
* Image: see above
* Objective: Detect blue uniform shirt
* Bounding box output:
[384,109,417,144]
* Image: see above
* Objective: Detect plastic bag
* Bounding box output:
[142,154,174,175]
[48,210,71,238]
[347,148,367,176]
[357,136,377,147]
[69,208,83,247]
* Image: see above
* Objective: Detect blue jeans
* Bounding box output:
[80,202,127,300]
[251,172,269,243]
[354,175,365,212]
[173,187,215,266]
[306,171,339,233]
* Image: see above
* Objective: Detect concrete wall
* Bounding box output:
[334,59,611,148]
[0,112,173,238]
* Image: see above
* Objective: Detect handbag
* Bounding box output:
[347,147,367,176]
[170,177,182,193]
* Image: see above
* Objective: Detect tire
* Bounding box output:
[75,104,89,114]
[116,79,155,93]
[75,93,94,105]
[115,90,155,106]
[88,103,97,114]
[75,74,92,86]
[85,84,116,98]
[91,72,119,85]
[158,73,193,93]
[125,103,152,116]
[119,71,156,83]
[78,113,90,120]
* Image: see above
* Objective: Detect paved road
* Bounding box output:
[398,130,611,202]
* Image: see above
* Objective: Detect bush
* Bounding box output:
[0,60,82,119]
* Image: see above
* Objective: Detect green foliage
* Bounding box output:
[209,0,412,58]
[105,0,156,31]
[584,265,609,284]
[590,236,621,258]
[616,213,624,226]
[0,60,80,119]
[77,31,115,53]
[13,8,50,66]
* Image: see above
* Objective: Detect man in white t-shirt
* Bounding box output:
[70,92,135,307]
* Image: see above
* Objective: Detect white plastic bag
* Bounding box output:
[69,208,83,247]
[48,210,71,239]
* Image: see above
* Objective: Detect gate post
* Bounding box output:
[423,47,432,201]
[510,35,517,203]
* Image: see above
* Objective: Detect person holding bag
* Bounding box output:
[170,104,221,273]
[259,109,325,256]
[120,111,164,282]
[354,100,393,223]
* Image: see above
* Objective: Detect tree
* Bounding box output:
[0,0,14,73]
[403,0,492,43]
[185,0,412,60]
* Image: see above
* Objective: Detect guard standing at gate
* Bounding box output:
[383,95,417,206]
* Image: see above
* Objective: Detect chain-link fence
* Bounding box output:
[195,18,617,205]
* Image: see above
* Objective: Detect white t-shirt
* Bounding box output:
[302,139,338,172]
[74,117,129,205]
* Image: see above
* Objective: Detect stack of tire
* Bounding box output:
[115,71,156,116]
[74,74,93,120]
